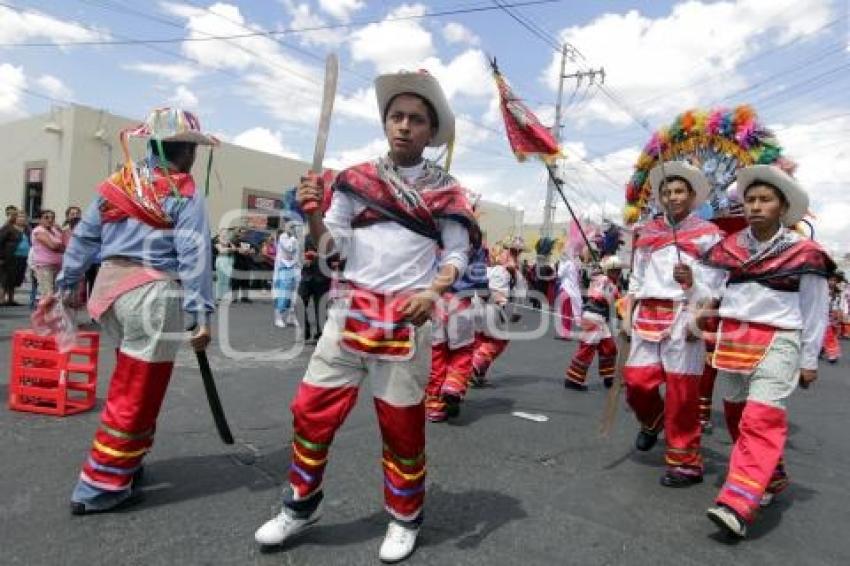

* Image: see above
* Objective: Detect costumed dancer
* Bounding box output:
[470,237,526,387]
[254,70,477,563]
[821,271,843,362]
[702,165,832,538]
[622,161,724,488]
[565,256,622,391]
[51,107,216,514]
[555,244,583,340]
[426,233,486,423]
[273,224,301,328]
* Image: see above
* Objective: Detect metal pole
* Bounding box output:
[541,43,568,240]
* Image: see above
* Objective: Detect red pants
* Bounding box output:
[471,333,509,378]
[288,382,426,522]
[699,362,717,427]
[426,342,473,417]
[624,364,703,474]
[79,351,173,491]
[718,400,789,522]
[822,324,841,361]
[565,338,616,385]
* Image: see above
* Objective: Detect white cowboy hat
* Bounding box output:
[736,164,808,226]
[139,107,218,146]
[600,255,622,271]
[375,69,455,147]
[648,161,710,207]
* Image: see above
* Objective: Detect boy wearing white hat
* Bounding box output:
[255,70,477,563]
[564,255,622,390]
[52,108,217,514]
[702,165,833,538]
[622,161,725,487]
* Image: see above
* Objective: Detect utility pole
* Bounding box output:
[541,44,605,240]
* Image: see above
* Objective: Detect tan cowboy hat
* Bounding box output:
[375,69,455,147]
[736,164,808,226]
[648,161,710,207]
[139,107,218,146]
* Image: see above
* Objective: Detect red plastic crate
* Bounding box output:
[8,330,100,416]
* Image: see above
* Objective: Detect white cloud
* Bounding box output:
[35,74,72,102]
[162,2,325,126]
[318,0,365,22]
[336,86,379,123]
[443,22,479,45]
[773,114,850,251]
[545,0,834,125]
[284,1,346,47]
[324,138,388,170]
[422,49,492,100]
[0,5,110,46]
[169,85,199,109]
[124,62,203,84]
[232,127,301,159]
[349,4,435,73]
[0,63,26,120]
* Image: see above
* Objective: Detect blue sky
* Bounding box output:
[1,0,849,253]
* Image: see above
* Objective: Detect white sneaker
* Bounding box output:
[274,313,287,328]
[254,504,322,546]
[706,505,747,538]
[760,492,775,507]
[379,520,419,563]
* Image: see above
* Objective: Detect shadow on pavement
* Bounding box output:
[137,447,288,508]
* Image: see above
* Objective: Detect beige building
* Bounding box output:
[0,104,522,239]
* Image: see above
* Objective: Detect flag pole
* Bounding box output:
[545,163,599,264]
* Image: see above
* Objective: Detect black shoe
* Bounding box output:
[564,379,588,392]
[443,394,461,418]
[603,377,614,389]
[635,429,659,452]
[660,470,703,488]
[241,297,253,303]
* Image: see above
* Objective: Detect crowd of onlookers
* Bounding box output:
[0,204,92,308]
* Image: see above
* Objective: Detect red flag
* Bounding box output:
[492,60,561,164]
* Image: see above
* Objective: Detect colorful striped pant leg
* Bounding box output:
[71,280,183,510]
[822,324,841,361]
[597,337,617,380]
[717,331,800,522]
[699,362,718,428]
[426,342,449,418]
[566,341,596,385]
[375,399,426,523]
[471,333,509,378]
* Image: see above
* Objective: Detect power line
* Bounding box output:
[0,0,567,47]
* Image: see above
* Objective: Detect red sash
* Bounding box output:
[340,286,416,361]
[634,215,722,259]
[633,299,681,342]
[98,164,195,229]
[711,319,777,374]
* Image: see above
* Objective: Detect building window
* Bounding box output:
[24,167,45,220]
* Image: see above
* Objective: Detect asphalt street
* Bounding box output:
[1,294,849,565]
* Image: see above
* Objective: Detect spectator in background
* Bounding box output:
[256,233,277,291]
[232,227,256,303]
[0,207,24,305]
[12,214,32,303]
[213,228,236,302]
[31,209,64,298]
[272,225,299,328]
[63,205,82,233]
[298,233,332,343]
